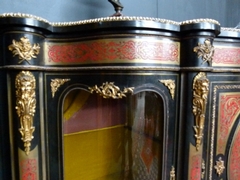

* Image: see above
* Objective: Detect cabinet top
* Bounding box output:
[0,13,222,34]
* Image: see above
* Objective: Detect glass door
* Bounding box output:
[63,89,164,180]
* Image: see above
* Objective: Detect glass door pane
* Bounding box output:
[63,90,163,180]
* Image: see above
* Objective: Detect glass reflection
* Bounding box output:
[63,90,163,180]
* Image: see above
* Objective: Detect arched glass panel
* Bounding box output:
[63,90,163,180]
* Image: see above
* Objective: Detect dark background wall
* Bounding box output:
[0,0,239,27]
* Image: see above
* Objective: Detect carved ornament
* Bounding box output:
[51,79,70,98]
[193,39,214,65]
[15,71,36,155]
[8,37,40,64]
[192,72,209,151]
[89,82,134,99]
[214,157,225,176]
[159,79,175,99]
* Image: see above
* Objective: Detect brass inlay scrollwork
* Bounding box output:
[192,72,209,151]
[170,166,175,180]
[159,79,175,99]
[8,37,40,64]
[51,79,70,98]
[193,39,214,65]
[89,82,134,99]
[15,71,36,155]
[214,157,225,176]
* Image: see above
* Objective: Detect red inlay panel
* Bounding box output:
[217,93,240,154]
[213,47,240,66]
[46,40,179,65]
[229,127,240,180]
[21,159,37,180]
[190,154,201,180]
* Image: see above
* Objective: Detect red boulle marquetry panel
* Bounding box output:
[229,126,240,180]
[217,93,240,154]
[46,39,180,65]
[21,159,37,180]
[190,154,201,180]
[212,46,240,66]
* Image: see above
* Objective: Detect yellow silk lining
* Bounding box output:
[64,125,125,180]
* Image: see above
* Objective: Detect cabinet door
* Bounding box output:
[206,73,240,180]
[44,72,179,180]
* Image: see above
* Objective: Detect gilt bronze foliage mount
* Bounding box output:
[8,37,40,64]
[89,82,134,99]
[192,72,209,151]
[193,39,214,65]
[15,71,36,155]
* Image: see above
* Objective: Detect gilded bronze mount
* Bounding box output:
[15,71,36,155]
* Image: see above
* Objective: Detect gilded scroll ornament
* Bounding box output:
[15,71,36,155]
[193,39,214,65]
[192,72,209,151]
[170,166,175,180]
[89,82,134,99]
[214,157,225,176]
[159,79,175,99]
[51,79,70,98]
[8,37,40,64]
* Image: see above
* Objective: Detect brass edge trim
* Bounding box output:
[221,27,240,32]
[212,68,240,72]
[2,65,180,71]
[0,13,179,26]
[180,18,220,26]
[8,37,41,64]
[89,82,134,99]
[51,79,70,98]
[180,67,213,71]
[193,39,214,65]
[5,66,240,72]
[210,84,240,180]
[159,79,175,99]
[38,73,46,179]
[210,85,217,180]
[192,72,209,151]
[0,13,49,23]
[1,13,220,27]
[15,71,36,155]
[51,16,180,26]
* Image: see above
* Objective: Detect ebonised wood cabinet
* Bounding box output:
[0,14,239,180]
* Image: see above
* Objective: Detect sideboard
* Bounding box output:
[0,13,239,180]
